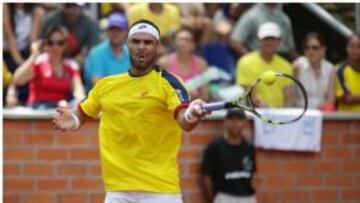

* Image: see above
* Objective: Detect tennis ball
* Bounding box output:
[261,70,277,85]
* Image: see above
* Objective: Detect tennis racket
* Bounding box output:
[202,71,308,125]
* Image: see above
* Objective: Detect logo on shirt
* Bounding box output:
[242,156,253,171]
[140,90,149,97]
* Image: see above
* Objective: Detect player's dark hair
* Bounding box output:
[129,19,160,35]
[346,33,360,46]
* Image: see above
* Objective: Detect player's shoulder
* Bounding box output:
[94,73,128,88]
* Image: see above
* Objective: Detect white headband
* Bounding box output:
[128,23,160,41]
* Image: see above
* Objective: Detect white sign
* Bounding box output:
[254,109,323,152]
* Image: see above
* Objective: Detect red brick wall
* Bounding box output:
[3,118,360,203]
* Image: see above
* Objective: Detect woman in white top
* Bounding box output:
[292,32,336,111]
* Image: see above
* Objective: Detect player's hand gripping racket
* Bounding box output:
[202,71,308,125]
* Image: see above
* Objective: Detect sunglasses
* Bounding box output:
[305,45,321,51]
[47,40,66,47]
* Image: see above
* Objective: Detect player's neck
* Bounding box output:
[224,132,243,145]
[129,66,153,77]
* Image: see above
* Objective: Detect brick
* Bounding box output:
[312,189,338,201]
[342,161,360,173]
[264,176,295,189]
[3,133,22,146]
[323,147,352,159]
[71,178,102,190]
[281,190,309,201]
[341,132,360,145]
[323,122,351,132]
[24,134,53,145]
[25,194,53,203]
[88,164,102,175]
[325,176,355,188]
[4,148,34,160]
[313,162,339,174]
[279,162,312,174]
[38,179,67,190]
[296,176,322,188]
[257,162,280,175]
[256,192,280,203]
[341,189,360,200]
[188,134,215,146]
[70,149,99,160]
[178,148,202,161]
[58,164,87,176]
[4,120,32,131]
[23,163,53,176]
[4,178,34,191]
[4,164,20,176]
[57,193,87,203]
[55,132,89,146]
[321,133,340,145]
[37,149,68,160]
[3,194,20,203]
[90,193,105,203]
[32,121,58,131]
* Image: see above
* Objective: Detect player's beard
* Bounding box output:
[130,52,158,74]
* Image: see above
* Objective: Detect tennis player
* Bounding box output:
[53,20,207,203]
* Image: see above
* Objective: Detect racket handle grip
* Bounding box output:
[202,102,226,112]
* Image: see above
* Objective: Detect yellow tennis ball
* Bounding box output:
[261,70,277,85]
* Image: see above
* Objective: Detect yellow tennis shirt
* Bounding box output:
[336,63,360,112]
[236,51,293,107]
[79,68,189,193]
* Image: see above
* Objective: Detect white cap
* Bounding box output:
[257,22,281,39]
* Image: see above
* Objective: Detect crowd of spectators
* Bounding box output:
[3,3,360,112]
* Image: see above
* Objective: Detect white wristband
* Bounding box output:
[184,108,198,123]
[70,113,81,130]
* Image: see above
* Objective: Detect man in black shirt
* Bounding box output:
[201,110,257,203]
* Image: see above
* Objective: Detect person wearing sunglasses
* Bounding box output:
[292,32,336,111]
[12,26,85,109]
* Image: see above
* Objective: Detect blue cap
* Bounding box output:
[108,12,128,30]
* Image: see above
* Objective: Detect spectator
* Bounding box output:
[3,3,45,106]
[42,3,100,66]
[201,20,238,83]
[158,28,210,101]
[180,3,213,48]
[236,22,293,108]
[336,34,360,112]
[201,110,257,203]
[84,12,131,92]
[12,26,85,109]
[231,3,297,60]
[293,32,336,111]
[128,3,181,54]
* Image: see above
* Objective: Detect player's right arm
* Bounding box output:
[53,78,102,131]
[52,107,89,131]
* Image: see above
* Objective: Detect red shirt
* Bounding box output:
[28,53,80,105]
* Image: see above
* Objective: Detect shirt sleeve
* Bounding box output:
[161,70,190,118]
[79,81,102,118]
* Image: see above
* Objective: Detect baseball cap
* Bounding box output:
[108,12,128,30]
[226,110,247,120]
[257,22,281,39]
